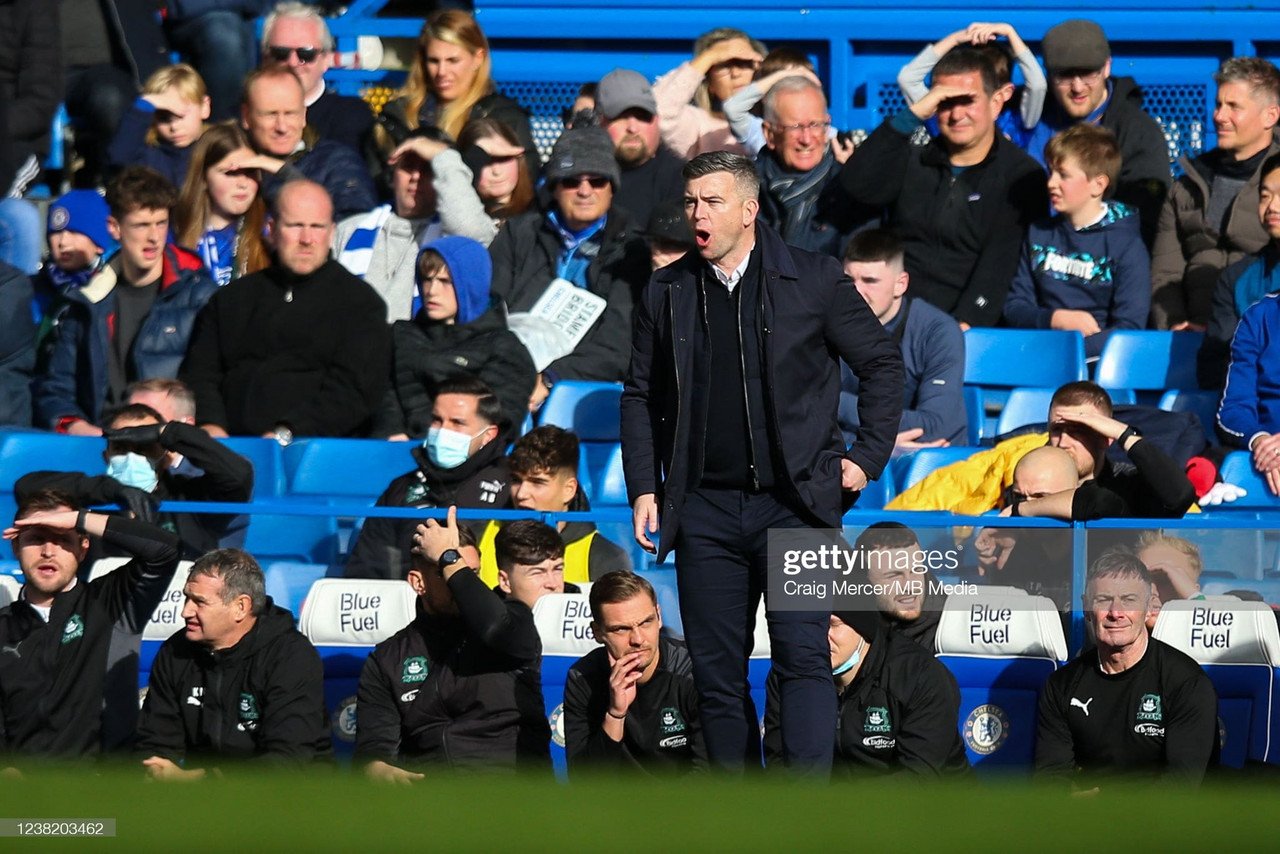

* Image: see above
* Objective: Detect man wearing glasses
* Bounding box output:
[1028,19,1171,246]
[756,76,859,257]
[260,2,374,155]
[489,125,650,406]
[1035,549,1218,787]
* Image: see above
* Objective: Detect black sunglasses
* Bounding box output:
[268,45,324,64]
[556,175,609,190]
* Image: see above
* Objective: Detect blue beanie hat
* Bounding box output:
[47,190,117,255]
[418,235,493,325]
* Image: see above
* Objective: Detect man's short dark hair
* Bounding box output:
[15,488,81,521]
[106,166,178,219]
[509,425,578,477]
[1050,380,1114,418]
[104,402,165,427]
[842,229,905,267]
[435,375,503,429]
[683,151,760,201]
[188,548,268,616]
[1086,547,1153,591]
[853,522,921,553]
[494,520,564,573]
[589,570,657,619]
[931,45,999,97]
[1262,152,1280,184]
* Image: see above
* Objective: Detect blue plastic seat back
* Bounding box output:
[219,437,285,499]
[264,561,332,616]
[533,593,598,780]
[1214,452,1280,510]
[894,446,985,491]
[994,387,1057,437]
[284,439,416,501]
[246,513,339,563]
[1095,330,1203,392]
[538,381,623,442]
[0,432,105,491]
[1159,389,1221,445]
[963,330,1087,390]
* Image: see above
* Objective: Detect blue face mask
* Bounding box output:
[424,426,486,470]
[832,638,866,676]
[106,452,159,493]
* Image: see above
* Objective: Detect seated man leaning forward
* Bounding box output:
[563,570,706,776]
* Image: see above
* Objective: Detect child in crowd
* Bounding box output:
[722,48,827,158]
[30,190,118,344]
[108,64,211,189]
[173,123,270,287]
[1002,124,1150,359]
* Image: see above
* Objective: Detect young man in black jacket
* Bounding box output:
[135,549,331,778]
[764,606,970,778]
[0,490,181,765]
[564,571,705,776]
[344,376,511,580]
[16,398,254,559]
[354,507,550,780]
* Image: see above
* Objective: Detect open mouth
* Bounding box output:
[694,228,711,249]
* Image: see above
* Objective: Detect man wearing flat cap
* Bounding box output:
[1026,18,1171,245]
[489,124,651,407]
[598,68,687,227]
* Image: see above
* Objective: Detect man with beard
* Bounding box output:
[597,69,686,228]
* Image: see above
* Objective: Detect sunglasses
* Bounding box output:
[556,175,609,190]
[268,45,324,64]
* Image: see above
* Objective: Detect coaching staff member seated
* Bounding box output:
[1035,549,1218,787]
[135,549,331,778]
[564,571,706,776]
[354,508,549,780]
[764,604,969,777]
[621,151,903,776]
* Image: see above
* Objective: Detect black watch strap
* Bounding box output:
[438,549,464,569]
[1118,425,1141,446]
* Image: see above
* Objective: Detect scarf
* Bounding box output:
[547,210,607,286]
[197,223,238,286]
[758,147,838,244]
[337,204,394,279]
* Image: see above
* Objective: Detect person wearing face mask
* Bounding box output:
[763,601,970,778]
[15,398,254,560]
[344,375,511,581]
[373,236,534,438]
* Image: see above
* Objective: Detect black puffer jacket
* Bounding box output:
[0,0,60,188]
[374,300,536,438]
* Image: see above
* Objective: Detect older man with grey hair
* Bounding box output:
[756,75,860,257]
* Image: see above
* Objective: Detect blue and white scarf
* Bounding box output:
[337,204,395,279]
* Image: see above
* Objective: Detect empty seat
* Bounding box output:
[1211,452,1280,511]
[1095,330,1203,399]
[245,512,339,564]
[994,387,1056,437]
[264,561,332,616]
[934,592,1067,774]
[538,381,623,441]
[964,330,1086,390]
[0,433,106,491]
[591,443,628,507]
[532,593,598,780]
[219,437,286,499]
[1154,599,1280,768]
[299,578,417,756]
[283,439,416,502]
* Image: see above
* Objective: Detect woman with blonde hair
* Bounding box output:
[376,10,536,175]
[173,123,270,287]
[652,27,766,159]
[456,118,535,229]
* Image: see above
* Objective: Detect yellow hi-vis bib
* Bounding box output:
[478,519,595,587]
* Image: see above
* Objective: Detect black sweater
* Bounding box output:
[354,572,549,771]
[0,516,180,759]
[180,260,391,437]
[135,602,332,766]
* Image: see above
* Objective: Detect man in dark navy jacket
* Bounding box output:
[621,151,903,777]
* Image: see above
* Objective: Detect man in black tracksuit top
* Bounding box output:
[16,405,255,560]
[764,608,969,777]
[355,507,549,780]
[0,494,180,763]
[1036,550,1218,787]
[839,47,1047,327]
[344,380,511,580]
[564,571,706,776]
[135,549,330,778]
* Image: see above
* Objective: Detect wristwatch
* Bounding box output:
[438,549,465,570]
[1117,425,1142,447]
[272,425,294,447]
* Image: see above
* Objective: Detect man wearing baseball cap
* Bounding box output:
[489,124,650,409]
[1027,19,1171,245]
[597,68,686,227]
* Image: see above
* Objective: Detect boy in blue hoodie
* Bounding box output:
[1003,124,1150,358]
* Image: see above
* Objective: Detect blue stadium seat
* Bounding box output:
[964,330,1085,438]
[592,443,628,507]
[577,441,619,507]
[894,446,984,491]
[538,381,623,441]
[0,432,106,491]
[245,512,339,563]
[849,466,895,511]
[1154,598,1280,768]
[88,558,192,686]
[283,439,416,502]
[934,591,1067,775]
[964,385,985,445]
[1160,389,1221,445]
[994,387,1057,437]
[1095,331,1203,403]
[1213,452,1280,511]
[298,578,417,759]
[532,592,598,780]
[264,561,333,616]
[636,564,682,639]
[220,437,286,499]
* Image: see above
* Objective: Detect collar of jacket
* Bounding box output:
[77,244,204,304]
[1184,139,1280,197]
[193,600,292,666]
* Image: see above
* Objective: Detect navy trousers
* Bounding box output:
[674,487,835,777]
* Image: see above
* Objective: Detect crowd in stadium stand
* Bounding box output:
[3,0,1278,785]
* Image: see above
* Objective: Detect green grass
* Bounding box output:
[2,769,1278,851]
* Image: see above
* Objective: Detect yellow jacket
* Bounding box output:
[886,434,1047,514]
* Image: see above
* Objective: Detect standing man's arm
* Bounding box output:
[620,278,663,552]
[825,259,905,485]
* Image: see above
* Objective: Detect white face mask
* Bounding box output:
[424,426,487,469]
[106,452,159,493]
